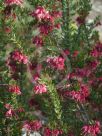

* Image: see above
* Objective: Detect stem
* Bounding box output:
[62,0,68,24]
[79,103,91,124]
[20,63,23,91]
[84,24,90,47]
[61,0,70,47]
[0,84,9,86]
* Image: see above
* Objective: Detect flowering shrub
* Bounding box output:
[0,0,102,135]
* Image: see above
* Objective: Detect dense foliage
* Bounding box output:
[0,0,102,135]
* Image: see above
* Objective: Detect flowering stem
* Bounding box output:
[62,0,68,24]
[41,75,65,128]
[61,0,70,47]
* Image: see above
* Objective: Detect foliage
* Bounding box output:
[0,0,102,136]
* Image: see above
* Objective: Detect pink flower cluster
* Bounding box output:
[32,36,43,47]
[38,23,53,35]
[30,6,51,22]
[90,42,102,58]
[88,60,100,70]
[30,6,62,47]
[90,77,102,88]
[68,84,90,103]
[5,104,15,118]
[5,108,15,118]
[4,0,23,6]
[5,104,24,118]
[82,121,101,136]
[76,16,85,25]
[75,68,91,78]
[11,50,28,64]
[44,127,62,136]
[68,60,100,82]
[8,85,21,95]
[6,51,28,80]
[47,56,65,70]
[34,83,47,94]
[33,73,40,82]
[23,120,42,131]
[50,11,62,19]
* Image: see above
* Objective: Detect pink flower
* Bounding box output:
[51,11,62,18]
[11,50,22,62]
[34,83,47,94]
[88,60,100,70]
[75,68,91,78]
[90,49,99,58]
[55,23,61,29]
[30,6,51,21]
[5,109,15,118]
[36,64,42,74]
[38,24,53,35]
[67,72,76,80]
[90,43,102,58]
[44,128,62,136]
[64,49,70,56]
[82,121,101,136]
[5,104,12,109]
[44,128,52,136]
[76,16,85,25]
[96,42,102,52]
[12,50,28,64]
[47,56,65,70]
[16,107,25,113]
[5,27,11,33]
[32,73,40,82]
[23,120,42,131]
[9,85,21,95]
[23,121,31,131]
[32,36,43,47]
[5,104,16,118]
[5,0,23,6]
[29,62,37,71]
[52,129,63,136]
[68,84,90,103]
[30,120,42,131]
[73,50,79,57]
[22,55,28,64]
